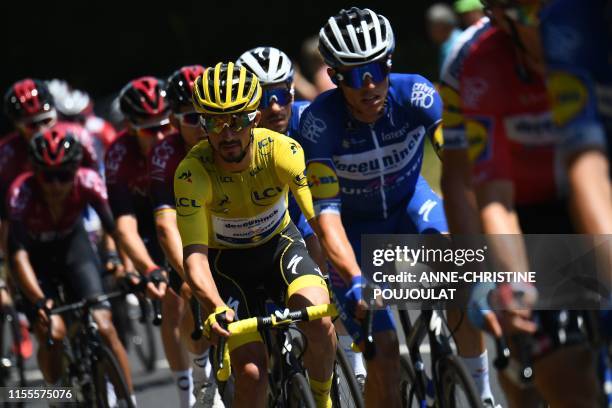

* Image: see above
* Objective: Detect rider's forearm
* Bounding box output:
[154,210,185,279]
[113,215,158,275]
[11,249,45,303]
[476,181,530,272]
[441,149,482,234]
[567,150,612,234]
[309,214,361,283]
[183,246,225,313]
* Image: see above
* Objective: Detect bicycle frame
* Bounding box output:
[400,308,455,404]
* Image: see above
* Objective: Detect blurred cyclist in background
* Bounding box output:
[149,65,222,407]
[7,126,135,405]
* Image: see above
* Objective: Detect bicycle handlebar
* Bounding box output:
[215,303,338,381]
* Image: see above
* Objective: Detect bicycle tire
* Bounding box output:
[288,372,316,408]
[399,353,422,408]
[6,306,26,388]
[131,301,157,373]
[436,354,482,408]
[92,344,134,408]
[331,346,365,408]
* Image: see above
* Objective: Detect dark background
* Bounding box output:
[1,0,444,126]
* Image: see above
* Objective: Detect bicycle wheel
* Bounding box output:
[436,354,481,408]
[92,344,134,408]
[288,372,316,408]
[0,306,26,389]
[399,353,423,408]
[331,346,365,408]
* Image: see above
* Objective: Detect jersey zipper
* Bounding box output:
[369,124,388,219]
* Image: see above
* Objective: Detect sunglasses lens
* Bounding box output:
[180,112,200,126]
[340,61,389,89]
[139,123,172,136]
[202,112,255,133]
[260,89,293,109]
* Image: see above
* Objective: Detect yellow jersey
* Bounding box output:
[174,128,315,249]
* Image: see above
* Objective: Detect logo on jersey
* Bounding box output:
[176,197,201,208]
[300,112,327,144]
[287,254,303,275]
[219,175,233,183]
[547,72,588,126]
[293,170,308,187]
[333,131,424,181]
[151,140,175,174]
[289,142,299,155]
[178,170,192,183]
[105,143,128,180]
[249,165,263,177]
[251,186,283,206]
[418,199,438,223]
[411,83,436,109]
[306,161,339,199]
[257,136,274,155]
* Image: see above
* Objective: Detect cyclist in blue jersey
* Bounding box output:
[237,46,368,388]
[540,0,612,236]
[294,8,478,407]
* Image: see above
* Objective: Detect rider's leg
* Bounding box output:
[288,280,336,408]
[229,340,268,408]
[360,329,401,408]
[532,344,599,408]
[161,285,194,408]
[93,308,134,392]
[33,314,66,384]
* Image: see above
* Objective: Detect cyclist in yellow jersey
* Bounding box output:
[174,62,336,408]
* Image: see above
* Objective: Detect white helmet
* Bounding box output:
[236,47,294,85]
[47,79,91,117]
[319,7,395,67]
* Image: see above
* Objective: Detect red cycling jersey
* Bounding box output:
[148,132,186,212]
[104,130,157,232]
[7,167,115,245]
[85,115,118,148]
[0,122,99,219]
[460,28,560,205]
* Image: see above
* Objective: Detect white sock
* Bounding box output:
[461,350,494,402]
[131,394,137,407]
[105,380,117,407]
[191,350,212,385]
[338,335,367,377]
[171,368,195,408]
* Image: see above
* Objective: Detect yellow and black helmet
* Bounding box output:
[192,62,262,115]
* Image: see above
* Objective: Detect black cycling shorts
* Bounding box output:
[12,222,109,321]
[208,222,328,350]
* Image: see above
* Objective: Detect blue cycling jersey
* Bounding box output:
[285,100,315,239]
[297,73,443,220]
[540,0,612,152]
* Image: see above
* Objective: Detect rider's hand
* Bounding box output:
[146,267,168,299]
[495,309,537,335]
[345,275,368,320]
[35,298,53,327]
[104,250,124,277]
[204,305,234,341]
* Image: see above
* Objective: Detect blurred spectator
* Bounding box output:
[426,3,461,71]
[296,35,336,100]
[454,0,485,28]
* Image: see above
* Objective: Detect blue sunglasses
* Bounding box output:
[260,88,295,109]
[334,59,391,89]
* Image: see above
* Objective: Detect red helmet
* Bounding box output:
[166,65,205,111]
[119,76,169,124]
[29,123,83,171]
[4,79,55,122]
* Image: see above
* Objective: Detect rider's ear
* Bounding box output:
[253,110,262,127]
[327,67,338,85]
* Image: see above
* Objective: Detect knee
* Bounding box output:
[94,311,120,343]
[304,317,336,347]
[234,360,267,391]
